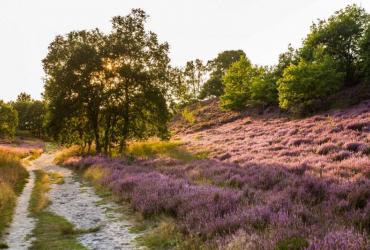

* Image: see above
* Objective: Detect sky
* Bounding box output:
[0,0,369,101]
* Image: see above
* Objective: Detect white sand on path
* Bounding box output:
[38,154,140,250]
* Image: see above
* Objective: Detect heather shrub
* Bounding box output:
[346,121,370,131]
[348,186,370,209]
[295,178,327,205]
[307,228,368,250]
[316,143,337,155]
[332,151,351,161]
[355,202,370,232]
[344,142,366,152]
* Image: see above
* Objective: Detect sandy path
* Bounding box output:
[38,154,140,250]
[5,153,140,250]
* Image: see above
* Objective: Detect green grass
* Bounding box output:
[182,107,196,124]
[29,171,87,250]
[126,140,209,162]
[135,216,208,250]
[30,212,87,250]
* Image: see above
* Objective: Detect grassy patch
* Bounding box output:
[135,216,207,250]
[126,140,208,162]
[29,171,87,250]
[182,107,196,124]
[54,145,82,164]
[30,212,86,250]
[0,150,29,242]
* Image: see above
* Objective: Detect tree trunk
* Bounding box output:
[119,84,130,155]
[103,114,111,154]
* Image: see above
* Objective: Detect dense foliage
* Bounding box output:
[11,93,46,137]
[300,4,369,85]
[0,101,18,139]
[200,50,246,99]
[219,4,370,114]
[278,47,344,115]
[43,9,172,153]
[221,56,276,110]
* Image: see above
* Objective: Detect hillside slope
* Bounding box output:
[169,99,370,248]
[174,100,370,182]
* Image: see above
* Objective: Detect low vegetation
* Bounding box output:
[56,98,370,249]
[1,3,369,250]
[0,146,33,245]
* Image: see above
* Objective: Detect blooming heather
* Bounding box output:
[64,100,370,249]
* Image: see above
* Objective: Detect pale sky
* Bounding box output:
[1,0,369,101]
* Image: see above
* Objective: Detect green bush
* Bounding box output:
[221,56,278,110]
[250,69,278,107]
[278,48,344,115]
[0,101,18,139]
[181,107,196,124]
[275,236,309,250]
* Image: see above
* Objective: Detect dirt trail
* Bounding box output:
[6,154,140,250]
[5,169,36,250]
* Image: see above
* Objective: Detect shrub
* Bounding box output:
[249,69,278,107]
[316,143,337,155]
[181,107,196,124]
[220,56,263,110]
[0,101,18,139]
[0,149,28,238]
[278,48,344,115]
[307,228,367,250]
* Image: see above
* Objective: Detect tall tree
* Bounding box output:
[43,29,105,151]
[300,4,369,85]
[43,9,171,154]
[200,50,245,98]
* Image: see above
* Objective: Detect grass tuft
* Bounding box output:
[29,171,87,250]
[126,140,208,162]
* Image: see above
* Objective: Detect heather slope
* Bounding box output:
[174,99,370,183]
[60,100,370,249]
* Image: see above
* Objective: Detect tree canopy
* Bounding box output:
[43,9,171,153]
[11,93,46,137]
[200,50,245,99]
[300,4,369,85]
[0,101,18,139]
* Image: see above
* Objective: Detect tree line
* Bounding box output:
[0,93,46,139]
[1,4,370,149]
[217,5,370,114]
